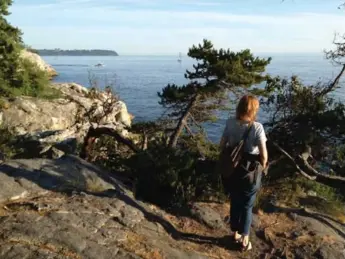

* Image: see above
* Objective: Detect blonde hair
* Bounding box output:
[236,95,259,122]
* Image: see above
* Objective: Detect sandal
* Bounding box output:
[233,232,242,243]
[241,241,252,252]
[234,236,242,243]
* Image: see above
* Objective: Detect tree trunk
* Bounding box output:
[169,95,198,148]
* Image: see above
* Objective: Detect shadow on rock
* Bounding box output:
[94,189,241,252]
[0,155,242,252]
[0,155,126,196]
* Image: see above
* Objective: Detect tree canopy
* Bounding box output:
[0,0,52,98]
[159,39,271,147]
[0,0,22,89]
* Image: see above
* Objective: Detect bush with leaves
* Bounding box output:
[0,0,54,98]
[0,127,22,159]
[83,122,224,208]
[262,76,345,155]
[259,34,345,200]
[0,0,22,86]
[127,138,224,208]
[87,135,134,178]
[262,34,345,161]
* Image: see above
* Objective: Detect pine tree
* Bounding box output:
[158,39,271,147]
[0,0,23,88]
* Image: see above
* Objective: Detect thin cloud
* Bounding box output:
[14,0,227,10]
[9,0,345,54]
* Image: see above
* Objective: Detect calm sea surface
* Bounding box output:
[43,54,344,142]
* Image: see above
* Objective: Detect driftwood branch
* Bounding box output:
[298,155,345,189]
[269,139,345,190]
[189,114,204,131]
[268,156,284,167]
[142,134,148,151]
[80,126,140,160]
[219,80,234,88]
[184,124,195,138]
[269,140,316,180]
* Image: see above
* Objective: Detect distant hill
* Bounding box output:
[35,49,119,56]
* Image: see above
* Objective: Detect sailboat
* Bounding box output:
[177,52,182,63]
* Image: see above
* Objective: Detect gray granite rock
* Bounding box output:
[0,156,344,259]
[1,81,134,160]
[0,155,116,199]
[314,243,345,259]
[0,191,209,259]
[0,157,210,259]
[190,203,227,230]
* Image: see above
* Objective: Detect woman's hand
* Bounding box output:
[219,136,227,151]
[259,141,268,170]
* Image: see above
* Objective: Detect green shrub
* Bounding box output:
[0,98,8,110]
[0,127,21,159]
[90,135,134,176]
[0,59,60,99]
[17,59,50,96]
[129,146,196,207]
[83,126,224,208]
[261,175,344,218]
[297,178,344,218]
[296,177,342,202]
[126,138,223,208]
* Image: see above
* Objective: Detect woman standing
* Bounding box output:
[219,95,268,251]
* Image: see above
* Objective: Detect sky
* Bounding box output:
[7,0,345,55]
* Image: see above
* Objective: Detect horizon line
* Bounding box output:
[40,52,327,56]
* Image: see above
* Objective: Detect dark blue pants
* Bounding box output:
[229,161,262,235]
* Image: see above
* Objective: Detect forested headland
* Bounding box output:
[32,49,119,56]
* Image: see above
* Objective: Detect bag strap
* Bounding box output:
[241,122,253,143]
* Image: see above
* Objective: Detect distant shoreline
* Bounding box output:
[35,49,119,56]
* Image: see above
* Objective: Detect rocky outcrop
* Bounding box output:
[0,156,344,259]
[20,49,58,78]
[0,156,210,259]
[0,96,78,135]
[0,83,133,158]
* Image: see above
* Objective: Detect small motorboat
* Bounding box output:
[95,63,104,67]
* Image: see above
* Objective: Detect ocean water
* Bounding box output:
[44,54,344,142]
